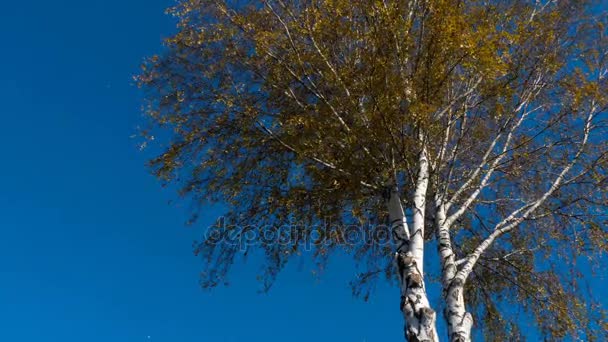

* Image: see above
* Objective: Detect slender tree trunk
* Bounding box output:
[446,278,473,342]
[388,148,437,341]
[411,147,429,276]
[435,200,473,342]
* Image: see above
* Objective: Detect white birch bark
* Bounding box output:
[411,146,429,275]
[445,279,474,342]
[435,199,473,342]
[388,146,437,342]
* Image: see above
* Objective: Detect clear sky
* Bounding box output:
[0,1,406,341]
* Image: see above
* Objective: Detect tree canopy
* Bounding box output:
[138,0,608,340]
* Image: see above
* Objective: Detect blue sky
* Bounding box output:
[0,1,405,341]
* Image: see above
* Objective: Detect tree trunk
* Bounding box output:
[435,200,473,342]
[388,148,437,341]
[446,278,473,342]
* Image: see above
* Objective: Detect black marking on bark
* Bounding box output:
[450,277,464,288]
[407,330,421,342]
[411,228,424,238]
[398,253,415,267]
[391,218,405,227]
[396,241,408,252]
[408,272,423,288]
[420,307,435,325]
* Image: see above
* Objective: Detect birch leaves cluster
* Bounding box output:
[138,0,608,340]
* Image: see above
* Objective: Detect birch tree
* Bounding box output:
[138,0,608,340]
